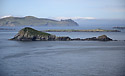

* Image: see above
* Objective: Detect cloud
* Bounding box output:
[0,15,13,18]
[50,17,96,20]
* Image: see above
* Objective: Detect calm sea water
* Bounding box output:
[0,26,125,76]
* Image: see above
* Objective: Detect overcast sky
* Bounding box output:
[0,0,125,19]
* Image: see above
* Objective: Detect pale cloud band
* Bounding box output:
[0,15,13,18]
[51,17,96,20]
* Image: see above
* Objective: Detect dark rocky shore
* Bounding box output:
[72,35,113,41]
[10,27,113,41]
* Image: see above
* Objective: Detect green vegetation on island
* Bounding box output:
[21,27,51,36]
[10,27,70,41]
[10,27,114,41]
[43,29,120,32]
[10,27,117,41]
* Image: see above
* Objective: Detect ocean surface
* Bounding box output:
[0,26,125,76]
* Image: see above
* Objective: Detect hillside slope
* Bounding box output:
[0,16,79,26]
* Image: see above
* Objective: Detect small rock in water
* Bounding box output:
[83,35,112,41]
[97,35,112,41]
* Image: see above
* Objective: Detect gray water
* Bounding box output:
[0,26,125,76]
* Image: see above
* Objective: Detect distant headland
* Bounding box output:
[0,16,79,26]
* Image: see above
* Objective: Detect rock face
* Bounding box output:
[83,35,112,41]
[10,27,71,41]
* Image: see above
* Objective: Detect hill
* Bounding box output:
[10,27,71,41]
[0,16,79,26]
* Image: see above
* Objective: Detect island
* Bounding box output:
[10,27,113,41]
[10,27,71,41]
[0,16,78,26]
[43,29,120,32]
[113,27,125,29]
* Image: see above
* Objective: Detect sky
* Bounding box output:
[0,0,125,19]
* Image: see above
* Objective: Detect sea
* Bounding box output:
[0,26,125,76]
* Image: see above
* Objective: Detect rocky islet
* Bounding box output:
[10,27,113,41]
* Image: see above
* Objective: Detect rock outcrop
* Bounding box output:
[10,27,56,41]
[56,37,71,41]
[10,27,71,41]
[10,27,113,41]
[97,35,112,41]
[83,35,112,41]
